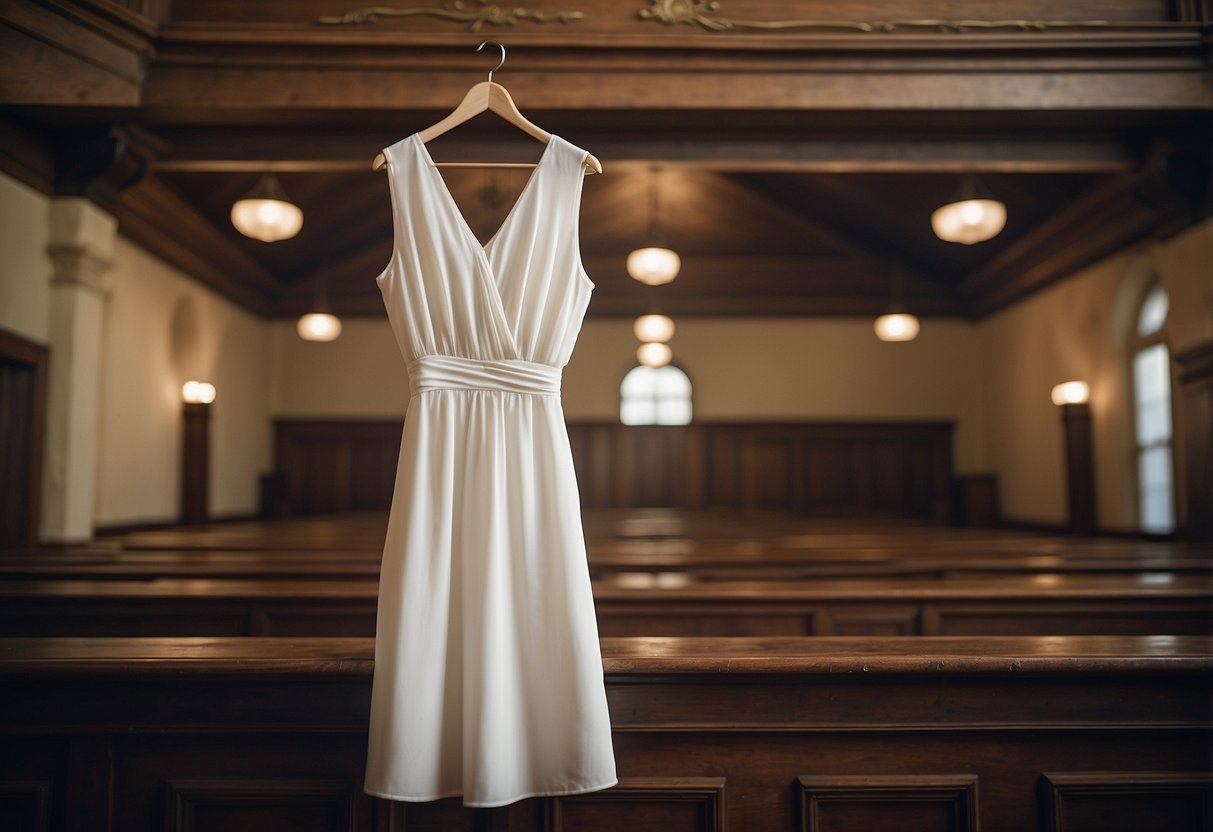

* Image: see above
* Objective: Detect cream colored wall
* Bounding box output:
[0,175,52,344]
[271,316,986,473]
[95,238,273,525]
[979,219,1212,530]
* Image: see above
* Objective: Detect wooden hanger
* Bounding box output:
[373,41,602,175]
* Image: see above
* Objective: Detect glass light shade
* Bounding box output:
[297,312,342,342]
[931,197,1006,244]
[182,381,216,404]
[874,313,921,342]
[637,342,673,368]
[633,314,675,343]
[230,174,303,242]
[1051,381,1090,405]
[627,246,680,286]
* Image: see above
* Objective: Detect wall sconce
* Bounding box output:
[1051,381,1090,405]
[181,380,214,525]
[1053,380,1095,534]
[182,380,216,404]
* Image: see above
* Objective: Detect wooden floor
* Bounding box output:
[2,510,1210,831]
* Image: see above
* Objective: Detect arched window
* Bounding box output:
[1132,282,1174,533]
[620,365,692,425]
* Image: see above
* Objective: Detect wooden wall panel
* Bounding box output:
[1040,772,1213,832]
[165,779,354,832]
[272,420,954,519]
[799,775,978,832]
[550,778,726,832]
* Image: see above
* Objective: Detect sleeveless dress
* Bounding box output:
[363,133,617,807]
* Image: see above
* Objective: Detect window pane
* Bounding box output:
[656,398,692,425]
[1133,344,1172,445]
[620,364,692,426]
[1138,447,1174,533]
[1137,283,1169,337]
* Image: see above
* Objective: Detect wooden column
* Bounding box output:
[1176,342,1213,543]
[180,402,210,525]
[1061,403,1096,535]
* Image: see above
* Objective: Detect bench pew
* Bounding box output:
[2,634,1209,831]
[1,575,1208,638]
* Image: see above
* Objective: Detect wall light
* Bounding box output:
[1051,381,1090,405]
[182,381,216,404]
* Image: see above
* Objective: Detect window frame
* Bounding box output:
[1128,279,1178,535]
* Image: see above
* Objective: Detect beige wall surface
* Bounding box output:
[979,218,1212,530]
[270,315,986,473]
[96,238,272,525]
[0,175,52,344]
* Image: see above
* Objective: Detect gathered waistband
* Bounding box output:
[408,355,561,396]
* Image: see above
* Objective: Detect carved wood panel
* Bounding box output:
[799,774,979,832]
[1040,772,1213,832]
[548,778,726,832]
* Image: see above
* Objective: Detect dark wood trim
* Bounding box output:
[180,402,210,525]
[799,774,979,832]
[1061,403,1097,535]
[0,327,49,549]
[1039,771,1213,832]
[1176,340,1213,543]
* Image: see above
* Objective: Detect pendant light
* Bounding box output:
[231,173,304,242]
[297,271,342,342]
[931,172,1006,245]
[627,167,680,285]
[874,313,921,342]
[874,267,920,342]
[633,313,675,343]
[637,341,673,368]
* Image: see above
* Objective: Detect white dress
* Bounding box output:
[363,132,617,807]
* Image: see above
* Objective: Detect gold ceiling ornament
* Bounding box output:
[637,1,1108,33]
[319,1,584,29]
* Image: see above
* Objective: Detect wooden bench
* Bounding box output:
[1,575,1208,638]
[2,634,1209,831]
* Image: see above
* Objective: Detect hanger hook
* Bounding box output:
[475,40,506,84]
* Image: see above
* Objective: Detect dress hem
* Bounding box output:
[363,777,619,808]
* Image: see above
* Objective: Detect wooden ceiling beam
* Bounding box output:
[153,132,1139,175]
[115,177,283,315]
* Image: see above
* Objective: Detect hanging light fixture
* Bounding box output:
[637,342,673,368]
[931,172,1006,245]
[627,167,680,285]
[874,313,921,342]
[874,267,920,342]
[231,173,304,242]
[297,271,342,342]
[633,313,675,343]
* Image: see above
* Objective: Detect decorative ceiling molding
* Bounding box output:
[637,1,1109,33]
[317,1,584,30]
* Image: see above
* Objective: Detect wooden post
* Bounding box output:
[1061,403,1096,535]
[1176,342,1213,543]
[181,401,210,525]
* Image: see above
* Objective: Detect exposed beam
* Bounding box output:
[115,178,282,316]
[153,132,1139,175]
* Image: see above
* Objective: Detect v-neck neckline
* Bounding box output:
[412,132,558,260]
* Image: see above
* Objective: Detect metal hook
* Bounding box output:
[475,41,506,84]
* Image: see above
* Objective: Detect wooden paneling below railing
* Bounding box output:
[272,420,954,520]
[1,635,1209,832]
